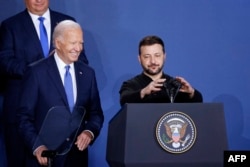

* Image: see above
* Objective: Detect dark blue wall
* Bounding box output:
[1,0,250,166]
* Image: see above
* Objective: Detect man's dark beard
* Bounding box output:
[143,65,163,76]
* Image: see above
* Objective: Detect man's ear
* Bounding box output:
[138,55,141,64]
[55,39,60,50]
[164,53,167,61]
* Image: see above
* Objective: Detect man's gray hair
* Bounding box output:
[52,20,82,47]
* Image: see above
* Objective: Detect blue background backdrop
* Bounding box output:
[0,0,250,166]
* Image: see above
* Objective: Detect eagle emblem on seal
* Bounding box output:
[164,118,190,148]
[156,111,196,153]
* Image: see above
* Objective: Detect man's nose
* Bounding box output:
[75,44,82,51]
[150,56,156,63]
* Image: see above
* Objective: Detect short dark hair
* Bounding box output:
[138,35,165,55]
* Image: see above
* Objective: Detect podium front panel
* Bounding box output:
[106,103,227,167]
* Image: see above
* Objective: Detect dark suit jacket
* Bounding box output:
[17,55,104,166]
[0,9,88,124]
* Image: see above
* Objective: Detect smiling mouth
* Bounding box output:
[71,52,79,56]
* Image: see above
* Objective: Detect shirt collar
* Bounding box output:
[28,8,50,22]
[54,52,74,70]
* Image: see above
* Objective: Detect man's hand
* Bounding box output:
[176,76,195,98]
[34,145,48,166]
[141,78,166,98]
[75,131,93,151]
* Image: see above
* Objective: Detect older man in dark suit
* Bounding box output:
[0,0,88,166]
[17,20,104,167]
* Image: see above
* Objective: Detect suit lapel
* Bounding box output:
[49,10,60,53]
[46,56,68,105]
[49,11,55,52]
[22,10,44,57]
[74,62,85,106]
[45,58,86,108]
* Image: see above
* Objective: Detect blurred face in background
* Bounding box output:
[25,0,49,16]
[138,44,166,76]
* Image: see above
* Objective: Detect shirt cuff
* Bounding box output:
[33,145,45,156]
[84,130,94,140]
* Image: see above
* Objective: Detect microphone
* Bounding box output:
[163,78,182,103]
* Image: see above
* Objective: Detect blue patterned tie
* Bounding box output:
[64,65,74,112]
[38,17,49,57]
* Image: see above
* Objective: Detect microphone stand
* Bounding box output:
[165,78,182,103]
[168,88,174,103]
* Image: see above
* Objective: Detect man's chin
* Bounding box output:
[69,57,79,62]
[145,70,161,76]
[70,54,79,59]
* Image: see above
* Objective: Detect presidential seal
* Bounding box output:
[156,111,196,154]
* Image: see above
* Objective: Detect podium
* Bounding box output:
[106,103,228,167]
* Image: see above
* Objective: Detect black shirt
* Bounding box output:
[119,73,203,106]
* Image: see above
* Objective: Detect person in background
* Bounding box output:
[119,35,203,106]
[0,0,88,166]
[0,92,6,167]
[17,20,104,167]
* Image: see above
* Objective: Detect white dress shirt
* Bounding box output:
[28,9,51,47]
